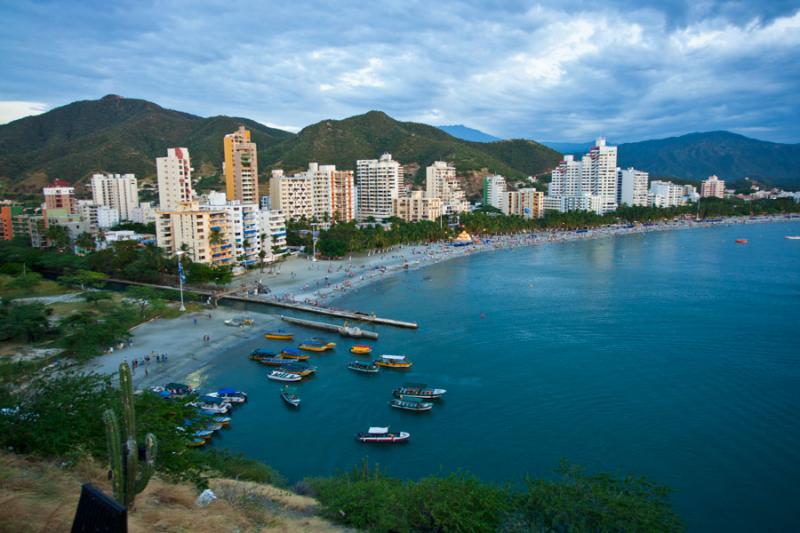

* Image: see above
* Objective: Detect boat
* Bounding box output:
[350,345,373,355]
[213,416,231,427]
[785,236,800,240]
[280,385,301,407]
[206,423,224,432]
[207,388,247,403]
[347,360,379,373]
[280,348,311,361]
[735,239,748,244]
[356,426,410,443]
[267,370,303,382]
[194,429,214,440]
[189,397,231,414]
[393,383,446,399]
[277,364,317,376]
[253,356,289,366]
[187,438,207,448]
[390,396,433,412]
[298,339,336,352]
[154,382,193,397]
[375,355,413,369]
[250,348,278,361]
[265,330,293,340]
[225,317,254,327]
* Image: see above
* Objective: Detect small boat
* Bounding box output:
[347,360,379,373]
[249,348,278,360]
[356,426,410,443]
[393,383,446,399]
[265,330,293,340]
[156,382,193,397]
[277,364,317,376]
[785,236,800,240]
[375,355,413,369]
[267,370,302,382]
[280,348,310,361]
[254,356,288,366]
[213,416,231,427]
[187,438,207,448]
[735,239,748,244]
[390,396,433,412]
[206,423,223,432]
[225,317,254,327]
[281,385,301,407]
[350,345,373,355]
[207,388,248,403]
[194,429,214,440]
[298,339,336,352]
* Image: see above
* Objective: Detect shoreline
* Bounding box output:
[84,214,799,390]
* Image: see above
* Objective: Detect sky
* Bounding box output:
[0,0,799,143]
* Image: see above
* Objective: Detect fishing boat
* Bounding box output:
[249,348,278,360]
[163,383,193,397]
[188,398,230,414]
[267,370,303,382]
[375,355,413,369]
[280,385,301,407]
[206,422,224,432]
[277,364,317,376]
[213,416,231,427]
[187,438,207,448]
[194,429,214,440]
[785,236,800,240]
[393,383,447,399]
[350,345,373,355]
[390,396,433,412]
[735,239,748,244]
[265,330,293,340]
[206,388,248,403]
[299,339,336,352]
[356,426,410,443]
[254,356,288,366]
[347,360,379,373]
[279,348,311,361]
[225,317,254,327]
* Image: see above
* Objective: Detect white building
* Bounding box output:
[356,153,402,222]
[548,138,618,214]
[617,168,649,207]
[90,173,139,220]
[701,175,725,198]
[203,194,262,268]
[482,175,507,209]
[156,147,194,212]
[269,170,314,221]
[260,208,287,260]
[649,180,685,208]
[426,161,468,214]
[130,202,156,225]
[97,205,120,229]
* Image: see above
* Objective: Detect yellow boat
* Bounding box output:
[187,438,207,448]
[279,349,310,361]
[350,345,373,355]
[265,330,293,340]
[299,340,336,352]
[375,355,413,369]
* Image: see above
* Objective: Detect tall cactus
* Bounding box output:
[103,362,158,508]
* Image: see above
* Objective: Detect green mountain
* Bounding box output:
[0,95,293,191]
[618,131,800,187]
[262,110,561,178]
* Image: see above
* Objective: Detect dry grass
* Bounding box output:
[0,452,350,533]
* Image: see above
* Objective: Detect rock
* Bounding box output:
[195,489,217,507]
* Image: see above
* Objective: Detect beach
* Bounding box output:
[83,214,799,389]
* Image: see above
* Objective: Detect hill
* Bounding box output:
[0,95,293,191]
[618,131,800,187]
[437,124,501,142]
[262,111,561,179]
[539,141,594,155]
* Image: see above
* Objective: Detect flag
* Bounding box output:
[178,260,187,284]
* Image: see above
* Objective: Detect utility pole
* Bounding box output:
[176,251,186,312]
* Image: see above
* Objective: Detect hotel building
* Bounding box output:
[393,191,442,222]
[356,153,402,222]
[224,126,259,204]
[617,168,649,207]
[701,175,725,198]
[156,147,194,211]
[90,173,139,220]
[426,161,468,214]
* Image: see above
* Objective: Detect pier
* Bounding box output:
[280,316,379,339]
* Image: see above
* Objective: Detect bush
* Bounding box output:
[199,449,285,486]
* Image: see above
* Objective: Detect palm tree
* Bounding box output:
[209,228,223,245]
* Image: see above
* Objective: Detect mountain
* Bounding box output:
[437,124,501,143]
[618,131,800,187]
[262,111,561,179]
[0,95,293,191]
[539,141,594,155]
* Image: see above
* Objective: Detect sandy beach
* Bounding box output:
[83,214,798,390]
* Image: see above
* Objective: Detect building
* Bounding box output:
[544,194,602,214]
[224,126,259,204]
[260,196,271,210]
[90,173,139,220]
[482,175,507,209]
[547,138,618,214]
[12,212,48,248]
[203,194,261,268]
[130,202,156,224]
[502,188,544,219]
[260,208,287,260]
[356,153,402,221]
[155,201,232,266]
[328,168,356,222]
[701,175,725,198]
[0,205,23,240]
[156,147,194,211]
[269,170,314,221]
[649,180,685,208]
[426,161,468,214]
[393,191,442,222]
[43,180,77,214]
[617,168,649,207]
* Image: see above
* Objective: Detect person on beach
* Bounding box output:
[193,318,197,325]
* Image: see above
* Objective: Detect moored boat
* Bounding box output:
[194,429,214,440]
[735,239,748,244]
[213,416,231,427]
[187,438,207,448]
[207,388,248,403]
[267,370,302,382]
[356,426,410,443]
[254,356,289,366]
[163,382,193,397]
[390,396,433,412]
[280,348,311,361]
[350,345,373,355]
[393,383,446,399]
[347,360,379,373]
[299,339,336,352]
[375,355,413,369]
[250,348,278,361]
[281,385,301,407]
[265,330,293,340]
[785,235,800,240]
[277,363,317,376]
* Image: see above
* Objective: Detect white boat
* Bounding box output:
[187,401,230,414]
[206,389,247,403]
[356,426,410,443]
[785,236,800,240]
[267,370,302,382]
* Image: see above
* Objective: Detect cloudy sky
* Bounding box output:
[1,0,799,142]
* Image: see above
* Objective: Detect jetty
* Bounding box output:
[280,316,379,340]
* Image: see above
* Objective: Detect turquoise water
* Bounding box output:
[201,221,800,531]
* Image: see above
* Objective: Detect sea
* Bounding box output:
[198,220,800,532]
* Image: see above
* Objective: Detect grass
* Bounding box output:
[0,274,76,300]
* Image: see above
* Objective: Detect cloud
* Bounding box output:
[0,1,798,142]
[0,101,49,124]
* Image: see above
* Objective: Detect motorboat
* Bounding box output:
[390,396,433,412]
[785,236,800,240]
[347,360,379,373]
[393,383,446,399]
[206,388,247,403]
[299,339,336,352]
[265,330,293,340]
[280,348,311,361]
[735,239,748,244]
[267,370,302,382]
[277,364,317,376]
[375,355,413,369]
[350,345,373,355]
[356,426,410,443]
[249,348,278,360]
[280,385,301,407]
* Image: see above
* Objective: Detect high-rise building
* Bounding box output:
[224,126,259,204]
[547,138,618,214]
[587,138,618,214]
[617,168,649,207]
[269,170,314,221]
[502,189,544,219]
[482,175,507,209]
[130,202,156,225]
[90,173,139,220]
[260,208,287,261]
[426,161,468,214]
[43,180,76,214]
[203,194,261,268]
[649,180,685,208]
[156,147,194,211]
[701,175,725,198]
[393,191,442,222]
[156,201,232,266]
[356,153,401,221]
[0,205,23,240]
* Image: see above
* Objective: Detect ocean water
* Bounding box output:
[200,221,800,532]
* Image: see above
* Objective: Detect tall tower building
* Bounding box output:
[90,173,139,220]
[224,126,259,204]
[426,161,468,214]
[43,179,76,214]
[701,175,725,198]
[156,147,194,211]
[617,168,649,207]
[546,138,618,214]
[482,175,507,209]
[356,153,401,222]
[586,138,618,214]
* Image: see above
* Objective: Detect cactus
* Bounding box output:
[103,362,158,508]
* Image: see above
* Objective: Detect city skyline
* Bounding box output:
[0,1,799,143]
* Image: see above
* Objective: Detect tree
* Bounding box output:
[209,228,223,245]
[0,301,54,342]
[6,271,43,290]
[125,286,163,319]
[59,269,108,290]
[45,224,71,251]
[75,231,96,252]
[258,233,267,272]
